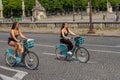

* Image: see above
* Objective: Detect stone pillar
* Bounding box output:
[86,2,90,14]
[0,0,3,18]
[22,0,25,17]
[107,1,113,13]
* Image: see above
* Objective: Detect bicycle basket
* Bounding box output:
[24,39,35,48]
[75,37,85,45]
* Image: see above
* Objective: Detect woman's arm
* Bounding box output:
[19,30,27,40]
[69,29,78,36]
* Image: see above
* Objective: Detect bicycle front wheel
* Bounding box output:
[24,51,39,70]
[75,47,90,63]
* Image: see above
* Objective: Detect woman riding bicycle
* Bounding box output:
[60,22,78,55]
[8,22,27,58]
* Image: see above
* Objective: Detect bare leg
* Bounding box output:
[14,44,18,58]
[17,42,23,57]
[9,41,17,58]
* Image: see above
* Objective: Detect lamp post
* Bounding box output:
[87,0,95,34]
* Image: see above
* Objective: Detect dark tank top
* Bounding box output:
[60,32,68,39]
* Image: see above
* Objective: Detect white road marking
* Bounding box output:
[43,53,55,55]
[1,40,119,57]
[42,53,97,63]
[0,41,7,43]
[35,44,54,48]
[0,40,120,48]
[0,74,16,80]
[83,44,120,48]
[115,45,120,47]
[0,66,28,80]
[0,40,120,54]
[87,61,97,63]
[87,49,120,54]
[40,44,120,54]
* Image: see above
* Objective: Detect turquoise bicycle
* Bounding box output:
[55,37,90,63]
[5,39,39,70]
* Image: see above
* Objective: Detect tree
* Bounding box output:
[3,0,21,18]
[2,0,120,18]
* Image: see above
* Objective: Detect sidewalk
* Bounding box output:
[87,30,120,37]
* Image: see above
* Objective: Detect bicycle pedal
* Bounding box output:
[66,52,72,57]
[66,57,73,61]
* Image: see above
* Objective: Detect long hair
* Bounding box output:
[61,23,69,32]
[11,22,18,29]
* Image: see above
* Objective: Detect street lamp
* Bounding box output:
[87,0,95,34]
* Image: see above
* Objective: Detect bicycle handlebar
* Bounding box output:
[70,36,80,40]
[20,39,34,43]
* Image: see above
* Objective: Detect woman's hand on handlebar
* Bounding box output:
[75,34,79,37]
[65,36,75,40]
[16,40,20,42]
[65,37,71,40]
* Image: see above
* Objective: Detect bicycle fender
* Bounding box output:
[56,44,68,52]
[6,48,14,57]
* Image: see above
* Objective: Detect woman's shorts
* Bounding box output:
[8,38,16,44]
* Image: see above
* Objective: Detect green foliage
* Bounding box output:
[2,0,120,18]
[3,0,22,18]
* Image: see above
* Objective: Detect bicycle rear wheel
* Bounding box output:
[5,53,16,67]
[24,51,39,70]
[55,48,66,60]
[75,47,90,63]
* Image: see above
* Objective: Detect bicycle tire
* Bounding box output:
[55,48,66,60]
[5,53,16,67]
[75,47,90,63]
[24,51,39,70]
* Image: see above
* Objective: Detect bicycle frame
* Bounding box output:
[21,45,28,61]
[71,45,79,57]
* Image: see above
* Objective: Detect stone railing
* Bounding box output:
[0,22,120,28]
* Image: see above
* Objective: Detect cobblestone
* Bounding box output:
[1,33,120,80]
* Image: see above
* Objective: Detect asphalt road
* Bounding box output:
[0,32,120,80]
